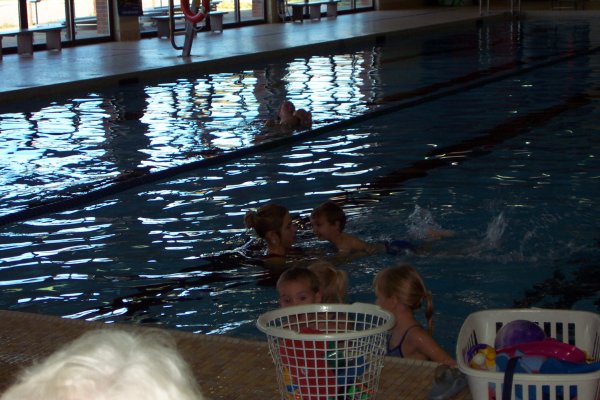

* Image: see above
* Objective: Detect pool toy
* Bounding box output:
[495,352,546,374]
[347,382,372,399]
[283,367,302,399]
[467,344,496,370]
[540,358,600,374]
[496,338,587,363]
[494,319,546,349]
[336,355,366,385]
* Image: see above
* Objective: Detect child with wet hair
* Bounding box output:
[310,201,394,257]
[310,201,455,258]
[307,260,348,303]
[373,264,455,366]
[245,203,297,262]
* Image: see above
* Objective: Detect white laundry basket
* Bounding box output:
[456,309,600,400]
[256,303,395,400]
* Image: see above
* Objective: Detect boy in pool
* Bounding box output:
[310,201,453,258]
[311,201,416,258]
[310,201,379,257]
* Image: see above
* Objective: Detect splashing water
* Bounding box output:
[406,205,444,240]
[484,212,507,249]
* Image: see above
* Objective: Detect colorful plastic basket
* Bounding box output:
[257,303,395,400]
[456,309,600,400]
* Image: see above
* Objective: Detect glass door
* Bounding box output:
[73,0,111,39]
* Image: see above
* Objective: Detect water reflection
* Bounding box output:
[0,52,374,218]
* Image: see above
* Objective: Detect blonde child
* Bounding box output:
[245,203,297,265]
[307,260,348,303]
[373,264,456,366]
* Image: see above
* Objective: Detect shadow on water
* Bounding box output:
[513,237,600,310]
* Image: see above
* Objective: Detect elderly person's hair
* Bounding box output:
[1,329,205,400]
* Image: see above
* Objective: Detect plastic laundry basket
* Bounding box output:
[256,303,395,400]
[456,309,600,400]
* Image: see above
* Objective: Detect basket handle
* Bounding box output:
[501,356,521,400]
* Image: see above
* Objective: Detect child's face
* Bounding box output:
[278,280,320,307]
[310,215,339,242]
[375,288,396,312]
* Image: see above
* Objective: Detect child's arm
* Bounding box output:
[408,328,457,367]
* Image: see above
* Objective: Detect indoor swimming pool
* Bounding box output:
[0,16,598,355]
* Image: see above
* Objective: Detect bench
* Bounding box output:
[0,25,63,58]
[288,0,339,22]
[74,16,98,30]
[151,14,185,38]
[151,10,227,38]
[208,11,228,33]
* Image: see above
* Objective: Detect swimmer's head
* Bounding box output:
[294,109,312,129]
[279,101,296,118]
[310,201,346,241]
[245,204,296,248]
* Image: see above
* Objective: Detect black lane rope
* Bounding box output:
[1,41,599,228]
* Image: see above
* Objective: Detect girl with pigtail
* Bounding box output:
[373,264,456,367]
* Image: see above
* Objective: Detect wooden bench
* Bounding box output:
[151,10,227,38]
[0,25,63,58]
[288,0,339,22]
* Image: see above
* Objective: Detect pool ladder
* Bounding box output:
[166,0,200,57]
[479,0,521,15]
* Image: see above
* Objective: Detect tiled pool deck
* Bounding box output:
[0,310,472,399]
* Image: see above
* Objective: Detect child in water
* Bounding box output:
[265,101,312,131]
[310,201,416,259]
[245,203,298,265]
[373,264,456,366]
[310,201,452,258]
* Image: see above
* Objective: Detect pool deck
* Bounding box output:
[0,7,500,104]
[0,310,472,399]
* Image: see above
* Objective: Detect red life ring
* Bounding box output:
[180,0,211,24]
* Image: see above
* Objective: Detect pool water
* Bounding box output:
[0,16,598,355]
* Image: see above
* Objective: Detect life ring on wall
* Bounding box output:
[180,0,211,24]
